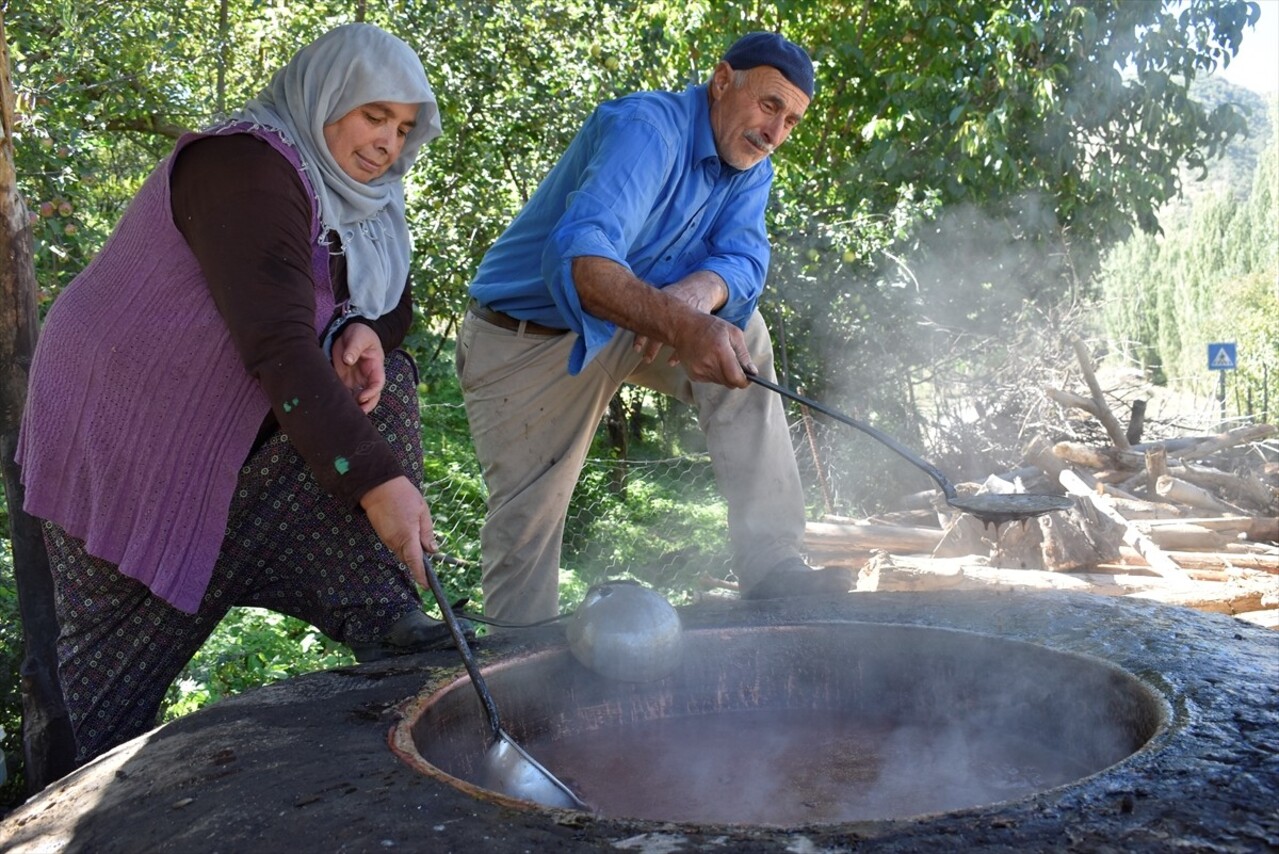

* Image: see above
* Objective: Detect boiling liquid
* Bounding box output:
[524,708,1080,825]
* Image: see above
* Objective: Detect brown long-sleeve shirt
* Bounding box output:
[170,133,413,507]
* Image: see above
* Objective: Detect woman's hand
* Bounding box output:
[360,476,438,588]
[332,322,386,413]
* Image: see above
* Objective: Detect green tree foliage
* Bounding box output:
[1101,94,1278,417]
[741,0,1258,415]
[9,1,359,297]
[161,609,355,720]
[8,1,1259,371]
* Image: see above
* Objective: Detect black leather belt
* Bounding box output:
[467,299,568,336]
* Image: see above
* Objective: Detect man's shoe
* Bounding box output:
[742,557,854,600]
[348,607,474,663]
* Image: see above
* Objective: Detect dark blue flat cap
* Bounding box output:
[722,32,814,99]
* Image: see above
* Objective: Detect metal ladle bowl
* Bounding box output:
[421,555,588,809]
[566,581,684,683]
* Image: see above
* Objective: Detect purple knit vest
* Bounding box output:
[18,125,336,613]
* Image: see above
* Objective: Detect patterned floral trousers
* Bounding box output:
[44,351,426,765]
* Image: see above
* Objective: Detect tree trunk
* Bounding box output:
[1059,468,1191,584]
[0,14,77,792]
[1071,337,1131,449]
[605,394,628,497]
[215,0,229,115]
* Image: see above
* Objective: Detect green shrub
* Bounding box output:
[1,527,26,811]
[161,609,355,720]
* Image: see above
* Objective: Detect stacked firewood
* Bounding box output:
[803,340,1279,629]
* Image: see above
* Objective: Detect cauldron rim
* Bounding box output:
[389,619,1172,824]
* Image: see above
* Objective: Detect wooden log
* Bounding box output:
[822,511,938,527]
[1107,496,1185,520]
[696,574,741,592]
[804,521,944,555]
[1052,442,1146,471]
[1070,337,1131,449]
[989,512,1047,570]
[1038,505,1123,572]
[1136,523,1236,551]
[1233,610,1279,630]
[865,509,940,528]
[1024,435,1067,484]
[855,551,890,591]
[1056,433,1277,485]
[996,466,1054,489]
[895,474,1061,515]
[931,510,995,559]
[1126,399,1147,445]
[1223,541,1279,555]
[1137,515,1279,541]
[1094,565,1234,583]
[1094,478,1145,499]
[1045,386,1101,417]
[1137,437,1214,454]
[896,489,941,511]
[1155,475,1246,515]
[1090,566,1279,615]
[807,553,871,571]
[1170,423,1277,462]
[1123,458,1279,510]
[1125,583,1274,616]
[855,556,1274,618]
[1168,463,1279,512]
[1059,468,1192,583]
[857,555,1115,594]
[820,513,870,525]
[855,554,1278,620]
[1145,446,1168,496]
[1229,516,1275,542]
[1117,547,1279,574]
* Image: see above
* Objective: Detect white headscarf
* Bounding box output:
[235,23,441,320]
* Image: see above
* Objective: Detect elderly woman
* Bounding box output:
[18,23,447,765]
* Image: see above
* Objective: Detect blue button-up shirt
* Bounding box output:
[469,83,772,374]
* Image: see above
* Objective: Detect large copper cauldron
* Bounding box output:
[392,621,1163,824]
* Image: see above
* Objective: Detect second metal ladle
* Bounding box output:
[421,554,588,809]
[747,374,1072,525]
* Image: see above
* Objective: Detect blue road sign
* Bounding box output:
[1208,342,1237,371]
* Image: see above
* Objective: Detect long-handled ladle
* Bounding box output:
[747,374,1072,525]
[421,554,588,809]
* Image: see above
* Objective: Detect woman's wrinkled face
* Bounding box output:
[323,101,419,182]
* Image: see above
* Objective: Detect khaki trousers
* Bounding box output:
[456,308,806,623]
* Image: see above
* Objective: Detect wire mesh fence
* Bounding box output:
[425,399,773,605]
[417,389,940,613]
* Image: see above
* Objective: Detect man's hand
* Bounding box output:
[669,312,756,386]
[633,272,729,365]
[360,475,438,588]
[574,257,755,387]
[332,323,386,413]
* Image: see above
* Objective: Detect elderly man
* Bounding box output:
[457,32,852,622]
